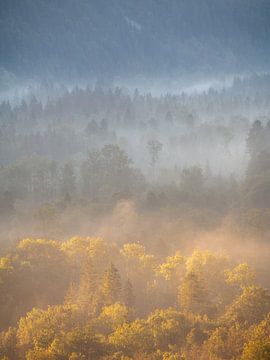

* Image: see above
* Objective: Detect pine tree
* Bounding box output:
[246,120,265,158]
[178,272,212,316]
[60,162,76,197]
[123,278,135,308]
[101,263,121,305]
[64,281,78,305]
[77,257,98,310]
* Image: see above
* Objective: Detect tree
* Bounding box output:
[185,250,230,308]
[16,239,70,309]
[17,305,80,356]
[180,166,204,195]
[77,257,99,313]
[81,145,144,199]
[81,149,102,199]
[109,319,154,356]
[241,314,270,360]
[47,326,107,360]
[158,251,185,282]
[225,263,256,289]
[178,272,212,316]
[224,286,270,326]
[0,327,17,360]
[246,120,265,158]
[123,279,135,309]
[147,140,162,170]
[147,308,190,351]
[101,264,122,306]
[60,162,76,197]
[98,303,129,333]
[200,324,247,360]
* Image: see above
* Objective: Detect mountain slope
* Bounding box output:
[1,0,270,80]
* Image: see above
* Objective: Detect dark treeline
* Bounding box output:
[1,74,270,170]
[1,0,270,79]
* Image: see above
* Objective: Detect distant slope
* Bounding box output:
[1,0,270,80]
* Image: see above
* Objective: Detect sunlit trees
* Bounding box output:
[0,257,14,330]
[0,327,17,360]
[120,243,156,279]
[101,263,122,306]
[241,313,270,360]
[16,304,106,358]
[224,286,270,326]
[146,308,190,351]
[43,326,106,360]
[225,263,255,289]
[16,238,70,305]
[123,279,135,309]
[76,256,99,314]
[109,319,154,357]
[199,324,247,360]
[97,303,129,333]
[17,305,80,357]
[0,237,269,359]
[158,251,185,283]
[178,272,212,316]
[120,242,157,314]
[185,250,231,309]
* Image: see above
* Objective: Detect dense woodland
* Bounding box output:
[1,75,270,359]
[1,238,270,360]
[1,0,270,81]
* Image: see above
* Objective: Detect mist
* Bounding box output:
[1,1,270,359]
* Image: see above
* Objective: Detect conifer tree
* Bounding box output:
[77,257,98,311]
[123,278,135,309]
[179,272,212,316]
[101,263,121,305]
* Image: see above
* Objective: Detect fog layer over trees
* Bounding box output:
[1,0,270,357]
[0,74,270,358]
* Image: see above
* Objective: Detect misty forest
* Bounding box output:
[1,1,270,360]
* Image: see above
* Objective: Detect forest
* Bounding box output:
[0,73,270,359]
[1,0,270,357]
[1,0,270,81]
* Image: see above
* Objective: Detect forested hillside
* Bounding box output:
[1,0,270,80]
[1,1,270,356]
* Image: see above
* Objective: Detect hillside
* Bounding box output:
[1,0,270,81]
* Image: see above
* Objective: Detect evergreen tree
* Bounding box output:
[123,278,135,309]
[60,162,76,197]
[247,120,265,158]
[77,257,98,311]
[179,272,212,316]
[101,263,121,305]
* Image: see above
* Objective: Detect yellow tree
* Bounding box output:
[101,263,122,306]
